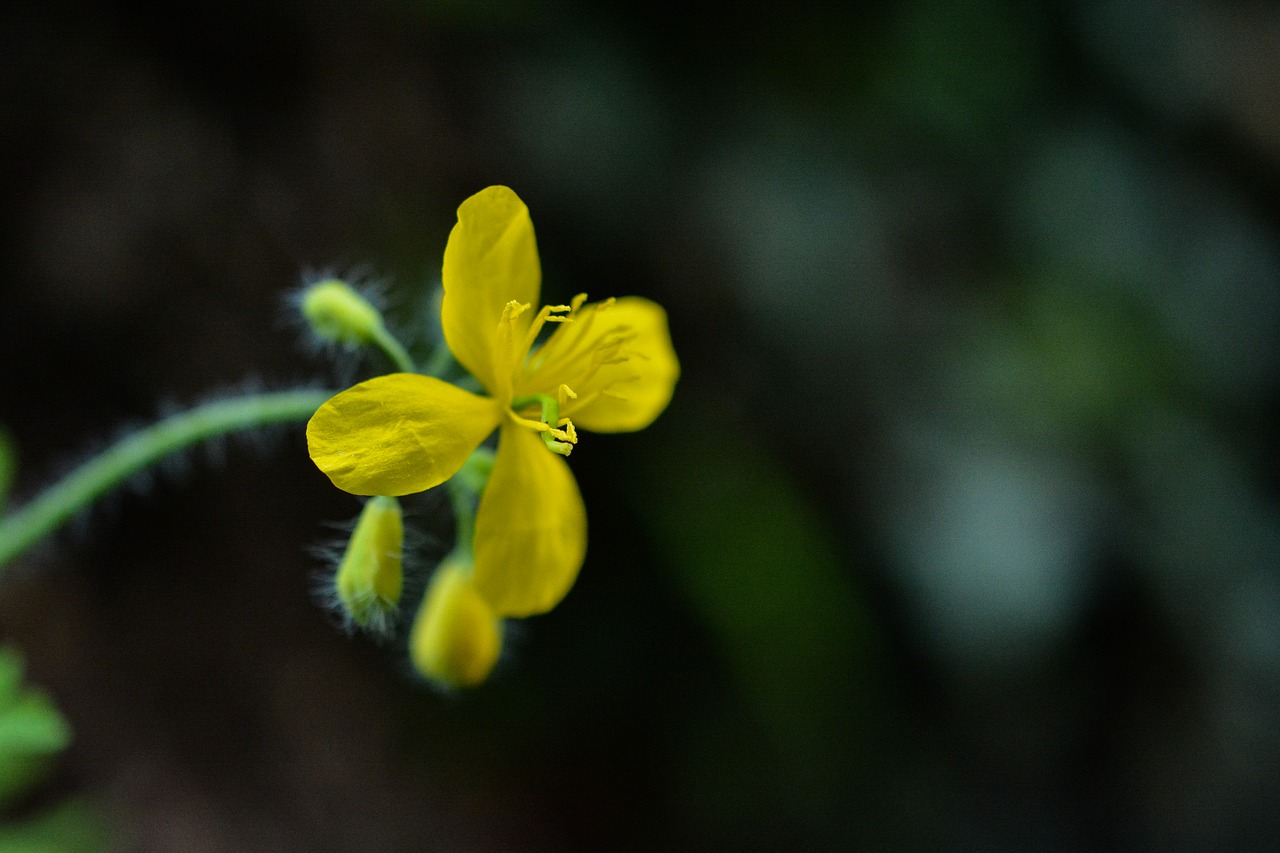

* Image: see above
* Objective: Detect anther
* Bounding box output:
[521,303,574,355]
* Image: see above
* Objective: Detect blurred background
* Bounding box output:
[2,0,1280,849]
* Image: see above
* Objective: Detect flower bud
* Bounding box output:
[334,495,403,635]
[409,557,502,688]
[300,279,385,348]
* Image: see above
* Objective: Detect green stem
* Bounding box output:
[369,325,416,373]
[0,388,333,570]
[422,338,455,379]
[446,479,476,558]
[445,447,495,559]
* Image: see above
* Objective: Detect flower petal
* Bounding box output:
[442,186,541,395]
[557,297,680,433]
[307,373,501,496]
[473,422,587,617]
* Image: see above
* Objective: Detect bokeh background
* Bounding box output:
[3,1,1280,850]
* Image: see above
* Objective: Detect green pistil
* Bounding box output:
[510,394,575,456]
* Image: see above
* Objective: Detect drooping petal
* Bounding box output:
[533,296,679,433]
[473,422,587,617]
[441,186,542,395]
[307,373,501,496]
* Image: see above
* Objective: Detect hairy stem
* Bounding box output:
[0,388,333,570]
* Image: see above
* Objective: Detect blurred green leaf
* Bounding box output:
[869,0,1044,161]
[0,646,72,809]
[634,407,884,826]
[0,799,107,853]
[0,426,14,515]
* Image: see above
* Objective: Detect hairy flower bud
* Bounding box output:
[334,495,403,635]
[300,279,385,348]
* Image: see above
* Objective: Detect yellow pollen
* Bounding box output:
[501,300,531,323]
[520,303,574,355]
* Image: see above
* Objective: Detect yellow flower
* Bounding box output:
[306,186,679,617]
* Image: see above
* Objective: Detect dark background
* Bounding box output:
[3,1,1280,850]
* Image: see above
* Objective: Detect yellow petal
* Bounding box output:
[307,373,501,496]
[441,186,542,395]
[473,422,587,617]
[550,297,680,433]
[409,557,503,689]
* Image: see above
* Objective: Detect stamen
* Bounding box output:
[496,301,532,390]
[558,384,578,407]
[506,409,551,432]
[501,300,531,323]
[519,303,574,356]
[525,299,616,381]
[572,340,627,388]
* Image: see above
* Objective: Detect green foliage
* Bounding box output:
[0,646,104,852]
[0,427,13,515]
[635,409,885,831]
[0,801,106,853]
[0,646,71,808]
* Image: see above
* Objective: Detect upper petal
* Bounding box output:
[441,186,542,394]
[541,297,680,433]
[307,373,501,496]
[473,422,587,617]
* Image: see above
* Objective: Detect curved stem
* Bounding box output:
[369,325,416,373]
[445,447,495,561]
[0,388,334,570]
[446,479,476,559]
[422,338,455,380]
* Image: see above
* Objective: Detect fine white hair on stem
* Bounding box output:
[10,378,332,560]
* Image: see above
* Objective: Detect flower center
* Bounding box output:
[497,293,644,455]
[508,392,578,456]
[496,300,580,455]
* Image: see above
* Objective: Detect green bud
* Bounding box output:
[300,279,386,348]
[334,495,404,635]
